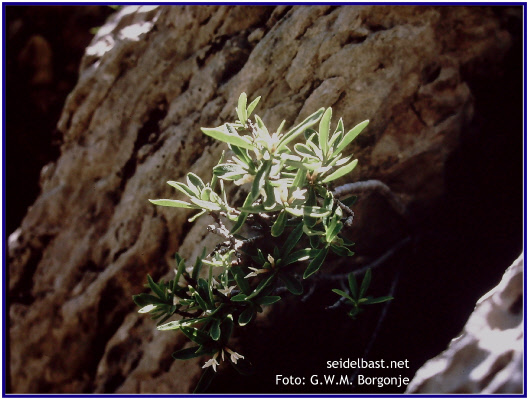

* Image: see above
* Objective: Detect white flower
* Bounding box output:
[274,184,289,205]
[234,174,255,186]
[267,254,275,267]
[290,188,307,201]
[218,285,236,296]
[245,267,269,279]
[225,347,244,364]
[202,352,220,372]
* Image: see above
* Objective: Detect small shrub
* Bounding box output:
[133,93,392,392]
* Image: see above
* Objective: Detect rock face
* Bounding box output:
[406,254,523,394]
[8,5,522,393]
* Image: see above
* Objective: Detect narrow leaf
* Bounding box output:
[230,293,248,302]
[348,273,358,299]
[149,199,200,209]
[237,92,248,124]
[283,248,319,266]
[303,247,329,279]
[254,296,281,305]
[238,307,254,326]
[359,268,372,299]
[277,108,325,152]
[246,272,276,300]
[172,346,201,360]
[364,296,394,305]
[194,365,215,393]
[180,327,210,345]
[341,195,358,207]
[271,210,287,237]
[334,120,369,154]
[331,288,354,302]
[147,275,166,300]
[167,181,195,197]
[247,95,261,117]
[210,319,221,341]
[319,107,332,156]
[321,159,358,183]
[281,222,304,257]
[278,273,303,295]
[201,126,254,150]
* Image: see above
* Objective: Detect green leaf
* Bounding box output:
[192,248,206,281]
[231,266,251,295]
[319,107,332,156]
[188,209,206,222]
[263,181,276,208]
[133,293,163,307]
[246,272,276,300]
[278,273,303,295]
[271,210,287,237]
[229,356,255,376]
[172,346,202,360]
[251,160,270,201]
[330,245,355,257]
[236,92,248,124]
[180,327,211,345]
[213,163,246,177]
[138,304,157,313]
[364,296,394,305]
[348,272,358,299]
[219,315,234,345]
[332,288,354,302]
[189,197,222,211]
[359,268,372,299]
[231,190,255,234]
[147,275,166,300]
[253,295,281,306]
[283,248,319,266]
[167,180,195,197]
[247,95,261,117]
[194,365,215,393]
[341,195,358,207]
[149,199,200,209]
[277,108,325,152]
[238,307,254,326]
[194,291,209,311]
[334,120,369,154]
[198,278,211,305]
[210,319,221,341]
[230,211,248,234]
[158,317,204,331]
[291,167,307,189]
[254,115,270,139]
[326,216,343,244]
[230,293,248,302]
[187,172,205,193]
[201,126,254,150]
[329,118,344,149]
[321,159,358,183]
[285,206,331,218]
[294,143,319,159]
[281,222,304,257]
[303,247,329,279]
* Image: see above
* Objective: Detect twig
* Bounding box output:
[333,179,406,216]
[349,270,401,386]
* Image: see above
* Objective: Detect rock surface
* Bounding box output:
[406,254,524,394]
[7,5,521,393]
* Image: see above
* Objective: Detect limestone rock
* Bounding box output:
[406,254,523,394]
[8,5,517,393]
